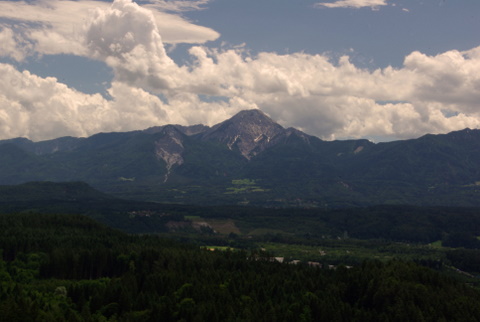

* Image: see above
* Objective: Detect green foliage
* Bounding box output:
[446,249,480,274]
[225,178,267,194]
[232,179,256,185]
[1,213,480,321]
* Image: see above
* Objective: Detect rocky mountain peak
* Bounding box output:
[200,109,285,159]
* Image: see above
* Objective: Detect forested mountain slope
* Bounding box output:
[0,110,479,207]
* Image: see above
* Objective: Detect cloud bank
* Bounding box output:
[0,0,479,142]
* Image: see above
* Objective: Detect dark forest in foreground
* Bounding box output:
[1,213,480,321]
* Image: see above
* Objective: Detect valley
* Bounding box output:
[1,181,479,276]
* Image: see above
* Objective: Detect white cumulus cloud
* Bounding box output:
[0,0,219,58]
[315,0,388,9]
[178,45,480,140]
[0,59,241,141]
[84,0,186,91]
[0,26,31,61]
[143,0,211,12]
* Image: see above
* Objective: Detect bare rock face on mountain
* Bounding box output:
[153,125,186,182]
[199,109,286,159]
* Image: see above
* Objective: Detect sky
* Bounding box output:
[0,0,479,142]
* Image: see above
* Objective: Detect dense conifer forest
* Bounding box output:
[1,213,480,321]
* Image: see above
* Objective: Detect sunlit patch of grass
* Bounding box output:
[429,240,443,248]
[225,178,268,194]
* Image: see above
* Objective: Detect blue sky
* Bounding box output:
[187,0,479,68]
[0,0,479,142]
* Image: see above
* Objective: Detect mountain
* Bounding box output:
[0,181,194,233]
[0,181,114,202]
[199,109,286,159]
[0,109,479,207]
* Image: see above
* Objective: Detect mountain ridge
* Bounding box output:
[0,109,479,207]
